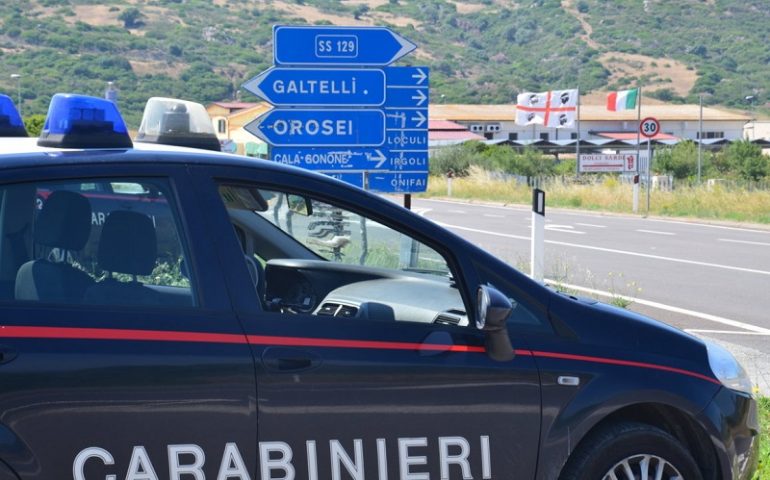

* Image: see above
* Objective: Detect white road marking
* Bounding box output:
[437,222,770,277]
[636,229,675,236]
[483,214,505,218]
[718,238,770,247]
[648,218,770,234]
[547,280,770,334]
[448,209,467,214]
[545,225,586,235]
[685,329,770,336]
[576,223,607,228]
[417,198,770,235]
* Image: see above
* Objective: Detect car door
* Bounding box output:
[0,164,257,480]
[194,166,543,480]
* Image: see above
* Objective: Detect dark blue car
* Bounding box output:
[0,94,757,480]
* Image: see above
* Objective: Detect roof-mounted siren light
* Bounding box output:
[37,94,132,149]
[135,97,221,151]
[0,94,28,137]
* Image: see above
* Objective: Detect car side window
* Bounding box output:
[217,184,470,326]
[0,178,195,307]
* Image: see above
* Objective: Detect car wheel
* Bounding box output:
[560,422,703,480]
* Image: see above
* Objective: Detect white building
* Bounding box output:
[429,104,751,143]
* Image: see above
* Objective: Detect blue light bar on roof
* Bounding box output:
[0,94,27,137]
[37,94,132,149]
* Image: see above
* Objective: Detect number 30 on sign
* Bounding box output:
[640,117,660,138]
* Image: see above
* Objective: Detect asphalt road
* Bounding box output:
[411,198,770,393]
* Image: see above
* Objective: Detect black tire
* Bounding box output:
[560,422,703,480]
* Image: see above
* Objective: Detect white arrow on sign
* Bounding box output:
[366,149,387,169]
[410,111,426,128]
[411,89,427,106]
[411,68,428,85]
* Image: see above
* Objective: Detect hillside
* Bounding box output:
[0,0,768,128]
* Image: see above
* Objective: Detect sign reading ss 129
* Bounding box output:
[640,117,660,138]
[274,26,416,66]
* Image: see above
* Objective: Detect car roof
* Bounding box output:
[0,137,306,178]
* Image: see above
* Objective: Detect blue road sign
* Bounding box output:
[246,109,386,147]
[385,67,429,87]
[386,129,428,149]
[368,172,428,193]
[271,147,428,172]
[243,68,386,107]
[385,109,428,129]
[274,26,416,66]
[384,87,428,108]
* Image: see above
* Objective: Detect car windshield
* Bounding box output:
[253,189,450,277]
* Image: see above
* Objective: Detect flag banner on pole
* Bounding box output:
[516,89,578,128]
[607,88,638,111]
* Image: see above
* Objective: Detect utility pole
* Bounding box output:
[697,94,703,184]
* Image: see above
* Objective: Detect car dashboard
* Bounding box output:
[264,259,468,326]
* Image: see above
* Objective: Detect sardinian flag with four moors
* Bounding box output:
[515,89,578,128]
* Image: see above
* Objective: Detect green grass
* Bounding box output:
[756,397,769,480]
[424,171,770,224]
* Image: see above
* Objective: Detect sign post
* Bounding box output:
[639,117,659,216]
[243,26,429,200]
[531,189,545,282]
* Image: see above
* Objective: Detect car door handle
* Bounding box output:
[0,345,18,365]
[262,347,322,373]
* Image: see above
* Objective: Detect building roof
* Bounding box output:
[429,104,752,122]
[598,132,679,141]
[210,102,260,111]
[429,130,485,142]
[429,119,475,131]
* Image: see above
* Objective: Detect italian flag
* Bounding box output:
[606,88,638,111]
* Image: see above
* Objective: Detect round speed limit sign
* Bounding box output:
[640,117,660,138]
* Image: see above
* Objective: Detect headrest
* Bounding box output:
[98,211,157,276]
[35,191,92,250]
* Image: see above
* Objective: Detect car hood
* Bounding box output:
[547,290,711,372]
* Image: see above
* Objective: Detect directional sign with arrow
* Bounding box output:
[270,147,427,172]
[274,25,417,66]
[243,26,429,193]
[242,68,386,107]
[385,67,429,87]
[385,87,428,108]
[246,109,386,147]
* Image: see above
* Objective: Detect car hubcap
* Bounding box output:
[602,454,684,480]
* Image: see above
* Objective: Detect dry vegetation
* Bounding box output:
[423,169,770,224]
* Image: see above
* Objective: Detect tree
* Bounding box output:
[118,8,144,29]
[353,5,369,20]
[722,139,769,182]
[655,141,698,179]
[23,114,46,137]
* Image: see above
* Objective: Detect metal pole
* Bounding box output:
[646,138,652,215]
[576,86,581,175]
[634,85,642,213]
[697,94,703,184]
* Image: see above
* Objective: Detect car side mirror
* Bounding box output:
[476,285,515,361]
[287,194,313,216]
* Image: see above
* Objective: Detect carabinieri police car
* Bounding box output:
[0,93,758,480]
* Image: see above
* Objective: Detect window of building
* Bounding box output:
[508,133,518,141]
[484,132,494,140]
[0,178,194,307]
[571,133,578,140]
[697,131,725,139]
[539,133,549,141]
[217,119,227,134]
